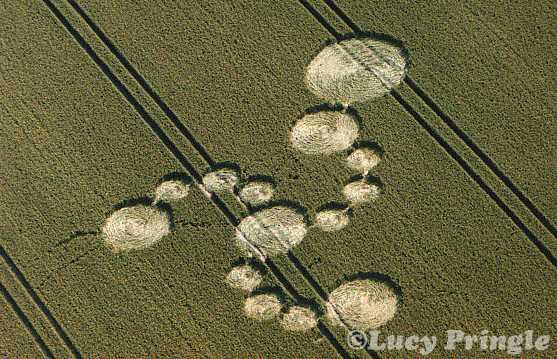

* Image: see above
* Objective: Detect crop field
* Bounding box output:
[331,0,557,240]
[1,0,555,358]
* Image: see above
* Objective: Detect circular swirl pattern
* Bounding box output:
[102,204,171,252]
[290,111,359,155]
[305,37,408,104]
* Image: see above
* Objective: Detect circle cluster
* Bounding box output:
[225,263,318,331]
[98,35,406,338]
[224,263,399,333]
[222,36,405,334]
[290,35,408,235]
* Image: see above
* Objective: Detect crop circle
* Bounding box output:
[305,37,408,104]
[326,279,398,330]
[244,293,282,321]
[154,180,190,203]
[343,180,381,204]
[314,209,350,232]
[236,206,307,257]
[239,181,275,206]
[290,111,359,155]
[225,264,263,293]
[203,168,239,193]
[102,204,171,252]
[280,306,318,332]
[346,147,382,174]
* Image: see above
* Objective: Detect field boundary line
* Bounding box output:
[299,0,342,40]
[62,0,358,307]
[390,91,557,270]
[320,0,557,241]
[0,280,55,359]
[0,245,81,358]
[64,0,217,168]
[297,0,557,271]
[41,1,354,357]
[403,76,557,240]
